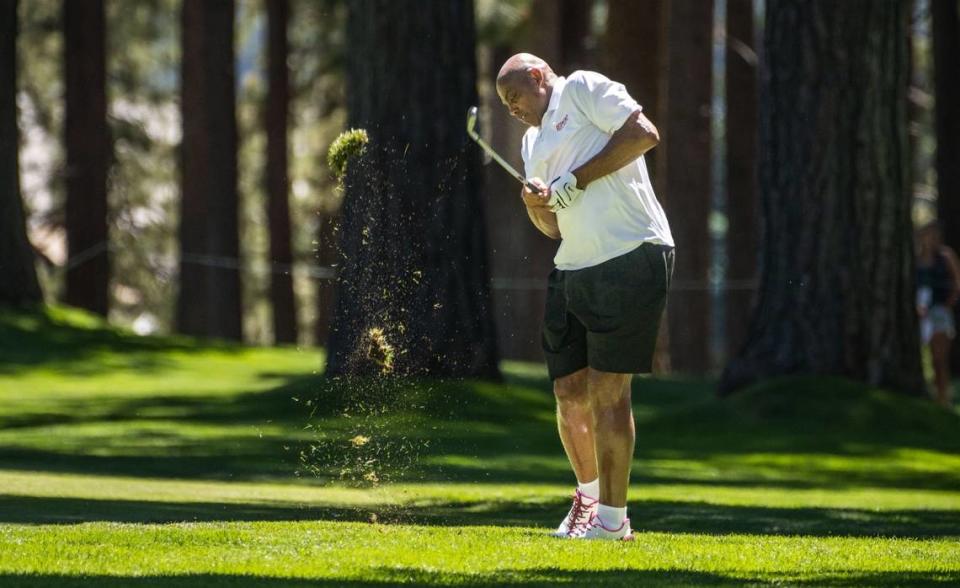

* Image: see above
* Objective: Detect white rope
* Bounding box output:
[62,240,757,291]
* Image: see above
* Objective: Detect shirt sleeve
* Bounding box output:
[567,70,642,134]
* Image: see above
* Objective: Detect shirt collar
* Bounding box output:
[541,76,567,123]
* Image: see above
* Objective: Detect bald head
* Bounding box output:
[495,53,557,127]
[496,53,554,87]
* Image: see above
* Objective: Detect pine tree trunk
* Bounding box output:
[724,0,759,360]
[265,0,297,344]
[720,0,924,397]
[0,0,42,307]
[63,0,109,316]
[659,0,714,374]
[604,0,671,373]
[177,0,243,341]
[559,0,593,72]
[932,0,960,373]
[604,0,663,135]
[326,0,499,378]
[314,212,337,347]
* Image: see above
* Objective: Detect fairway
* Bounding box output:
[1,309,959,586]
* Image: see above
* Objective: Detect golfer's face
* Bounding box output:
[498,76,545,127]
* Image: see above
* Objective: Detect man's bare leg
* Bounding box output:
[931,334,954,408]
[554,368,598,483]
[588,369,634,507]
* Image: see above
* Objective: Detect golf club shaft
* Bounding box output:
[470,137,542,195]
[477,136,542,194]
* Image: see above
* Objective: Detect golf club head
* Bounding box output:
[466,106,479,140]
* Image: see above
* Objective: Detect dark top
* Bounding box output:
[917,250,954,307]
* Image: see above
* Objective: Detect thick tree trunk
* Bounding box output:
[63,0,109,316]
[604,0,664,137]
[265,0,297,344]
[176,0,243,341]
[659,0,714,374]
[604,0,672,373]
[720,0,924,396]
[724,0,759,361]
[932,0,960,373]
[526,0,593,72]
[326,0,499,378]
[314,212,337,347]
[559,0,593,72]
[0,0,42,307]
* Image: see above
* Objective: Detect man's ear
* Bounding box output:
[530,67,543,87]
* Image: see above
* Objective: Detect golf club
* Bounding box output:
[466,106,542,195]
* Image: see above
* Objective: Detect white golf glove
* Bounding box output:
[548,172,583,212]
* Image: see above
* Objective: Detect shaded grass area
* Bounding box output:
[2,492,959,539]
[1,306,959,586]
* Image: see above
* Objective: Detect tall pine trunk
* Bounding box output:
[720,0,924,396]
[265,0,297,344]
[604,0,664,143]
[659,0,714,374]
[314,212,337,347]
[0,0,42,307]
[724,0,759,360]
[604,0,672,373]
[559,0,593,72]
[63,0,109,316]
[326,0,499,378]
[932,0,960,373]
[177,0,243,341]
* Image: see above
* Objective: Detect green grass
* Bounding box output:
[0,306,958,586]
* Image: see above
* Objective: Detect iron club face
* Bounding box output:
[466,106,479,140]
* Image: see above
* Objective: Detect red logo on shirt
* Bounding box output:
[555,114,569,132]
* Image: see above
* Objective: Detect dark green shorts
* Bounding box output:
[542,243,674,380]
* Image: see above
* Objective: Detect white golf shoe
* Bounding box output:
[551,489,598,538]
[577,514,635,541]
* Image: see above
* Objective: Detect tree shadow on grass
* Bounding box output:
[1,369,958,490]
[0,373,320,431]
[1,569,958,587]
[0,308,241,376]
[1,494,957,539]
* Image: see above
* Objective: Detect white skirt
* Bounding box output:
[921,304,956,344]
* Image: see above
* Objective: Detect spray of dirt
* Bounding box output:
[294,131,476,523]
[363,327,394,375]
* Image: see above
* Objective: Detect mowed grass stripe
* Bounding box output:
[0,523,957,584]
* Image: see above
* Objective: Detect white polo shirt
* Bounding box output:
[521,71,674,271]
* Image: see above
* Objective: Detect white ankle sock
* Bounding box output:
[597,504,627,528]
[578,478,599,500]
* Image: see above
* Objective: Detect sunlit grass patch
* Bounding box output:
[0,306,958,585]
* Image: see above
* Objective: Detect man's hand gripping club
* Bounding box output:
[523,172,584,213]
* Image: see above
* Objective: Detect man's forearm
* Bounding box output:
[526,206,561,240]
[572,110,659,188]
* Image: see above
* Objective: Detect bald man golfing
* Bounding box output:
[495,53,674,540]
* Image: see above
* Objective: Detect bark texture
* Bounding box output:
[63,0,110,316]
[659,0,714,374]
[326,0,499,378]
[176,0,243,340]
[932,0,960,372]
[604,0,672,373]
[265,0,297,344]
[0,0,42,307]
[720,0,924,396]
[725,0,760,360]
[604,0,664,139]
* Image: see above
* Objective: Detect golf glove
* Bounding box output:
[548,172,583,212]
